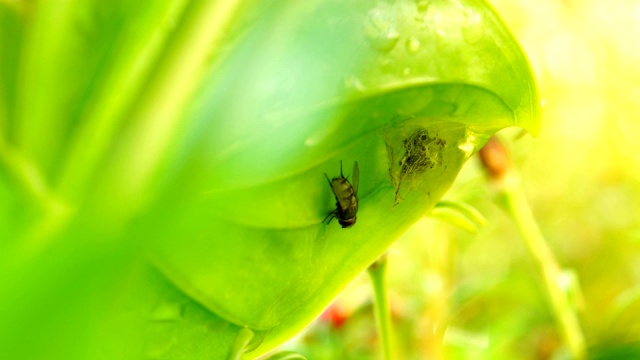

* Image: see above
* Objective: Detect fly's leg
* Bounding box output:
[324,172,336,224]
[323,210,338,224]
[339,160,352,181]
[324,173,332,187]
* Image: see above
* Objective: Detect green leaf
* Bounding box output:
[143,0,540,357]
[0,0,540,359]
[431,200,487,233]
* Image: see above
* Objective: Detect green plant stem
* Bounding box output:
[264,351,308,360]
[368,255,394,360]
[228,327,254,360]
[97,0,244,218]
[500,173,586,360]
[0,139,71,254]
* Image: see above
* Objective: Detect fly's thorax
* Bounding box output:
[330,177,352,192]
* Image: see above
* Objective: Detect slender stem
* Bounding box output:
[0,139,72,254]
[368,255,394,360]
[0,139,50,205]
[89,0,242,238]
[108,0,244,207]
[500,173,586,360]
[265,351,307,360]
[228,327,254,360]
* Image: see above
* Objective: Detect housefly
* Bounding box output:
[324,161,359,228]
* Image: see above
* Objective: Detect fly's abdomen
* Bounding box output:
[332,180,355,210]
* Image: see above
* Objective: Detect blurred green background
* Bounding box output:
[276,0,640,359]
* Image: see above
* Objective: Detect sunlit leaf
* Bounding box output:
[144,0,539,357]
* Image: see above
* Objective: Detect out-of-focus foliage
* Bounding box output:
[277,0,640,359]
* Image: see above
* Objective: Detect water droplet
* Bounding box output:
[305,122,339,147]
[427,3,466,37]
[379,59,393,73]
[462,11,484,44]
[150,301,184,322]
[425,6,447,36]
[364,9,400,52]
[458,131,477,157]
[405,37,421,54]
[144,336,177,358]
[343,75,367,91]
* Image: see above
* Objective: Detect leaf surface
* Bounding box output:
[145,0,540,357]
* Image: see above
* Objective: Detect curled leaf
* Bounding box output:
[431,200,487,234]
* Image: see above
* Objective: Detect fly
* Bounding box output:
[324,161,359,228]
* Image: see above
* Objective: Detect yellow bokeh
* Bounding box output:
[284,1,640,358]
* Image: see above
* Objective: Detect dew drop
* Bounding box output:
[305,122,338,146]
[364,9,400,52]
[462,11,484,44]
[144,336,176,358]
[428,3,466,38]
[379,58,393,73]
[406,37,421,54]
[458,131,477,157]
[150,301,184,322]
[343,75,367,91]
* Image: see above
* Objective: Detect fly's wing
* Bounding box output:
[352,161,359,195]
[330,178,353,212]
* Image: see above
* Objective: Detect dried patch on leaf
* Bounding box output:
[386,126,447,205]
